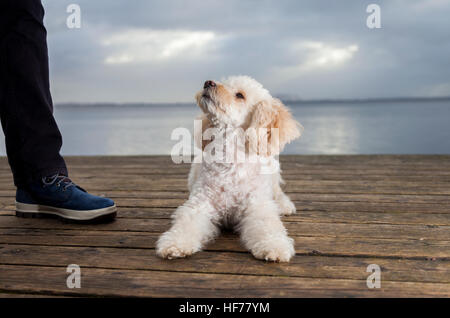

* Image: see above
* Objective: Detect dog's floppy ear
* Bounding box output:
[248,98,302,155]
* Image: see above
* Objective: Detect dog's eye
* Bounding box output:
[235,92,245,99]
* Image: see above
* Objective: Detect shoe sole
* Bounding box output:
[15,202,117,223]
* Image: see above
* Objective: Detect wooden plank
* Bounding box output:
[0,244,448,283]
[4,191,450,204]
[4,207,448,226]
[2,182,447,195]
[0,264,448,297]
[0,155,449,297]
[2,201,450,215]
[97,198,450,213]
[4,173,450,185]
[0,215,449,241]
[2,197,450,214]
[2,179,450,195]
[0,228,448,259]
[20,177,450,188]
[25,180,450,195]
[93,209,450,226]
[0,293,63,298]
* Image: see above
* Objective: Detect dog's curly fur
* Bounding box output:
[156,76,303,262]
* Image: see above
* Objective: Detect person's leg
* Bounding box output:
[0,0,67,187]
[0,0,116,222]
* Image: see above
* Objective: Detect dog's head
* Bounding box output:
[195,75,303,155]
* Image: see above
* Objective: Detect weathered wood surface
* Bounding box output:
[0,155,449,297]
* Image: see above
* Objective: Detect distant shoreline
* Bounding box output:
[54,96,450,107]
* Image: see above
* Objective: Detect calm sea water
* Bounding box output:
[0,101,449,155]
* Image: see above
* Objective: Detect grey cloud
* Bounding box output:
[41,0,450,102]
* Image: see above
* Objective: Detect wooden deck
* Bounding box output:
[0,155,449,297]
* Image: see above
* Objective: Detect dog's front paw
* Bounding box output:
[278,196,297,215]
[156,232,201,259]
[157,245,192,259]
[251,237,295,262]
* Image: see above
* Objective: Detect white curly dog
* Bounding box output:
[157,76,303,262]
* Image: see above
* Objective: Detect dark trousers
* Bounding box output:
[0,0,67,187]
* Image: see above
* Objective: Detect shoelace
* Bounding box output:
[42,174,75,191]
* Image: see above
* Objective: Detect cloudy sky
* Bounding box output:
[42,0,450,103]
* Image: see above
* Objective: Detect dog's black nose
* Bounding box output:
[204,80,216,89]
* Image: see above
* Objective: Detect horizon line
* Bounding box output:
[54,96,450,106]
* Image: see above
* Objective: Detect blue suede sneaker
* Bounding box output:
[15,174,117,222]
